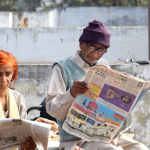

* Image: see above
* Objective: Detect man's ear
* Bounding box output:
[79,41,82,49]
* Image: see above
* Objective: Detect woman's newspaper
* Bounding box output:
[0,118,51,150]
[62,65,150,143]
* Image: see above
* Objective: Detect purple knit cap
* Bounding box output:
[79,20,111,47]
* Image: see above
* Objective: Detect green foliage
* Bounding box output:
[64,0,148,6]
[0,0,16,11]
[0,0,148,11]
[0,0,41,11]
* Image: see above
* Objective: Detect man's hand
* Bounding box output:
[70,81,88,97]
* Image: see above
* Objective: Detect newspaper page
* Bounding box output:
[0,118,51,150]
[62,65,150,143]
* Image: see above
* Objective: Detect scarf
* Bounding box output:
[0,88,20,150]
[0,88,20,119]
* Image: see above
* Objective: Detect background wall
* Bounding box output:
[13,12,50,27]
[49,8,59,27]
[58,7,148,26]
[0,7,148,27]
[0,12,12,27]
[0,27,148,62]
[16,63,52,118]
[16,62,150,148]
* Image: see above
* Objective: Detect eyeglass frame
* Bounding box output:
[85,42,107,54]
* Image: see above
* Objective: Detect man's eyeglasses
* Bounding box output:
[85,42,107,54]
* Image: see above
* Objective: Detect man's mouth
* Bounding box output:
[88,56,97,61]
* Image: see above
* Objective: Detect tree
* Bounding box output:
[0,0,16,11]
[63,0,148,7]
[0,0,41,11]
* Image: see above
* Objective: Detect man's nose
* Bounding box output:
[92,50,99,57]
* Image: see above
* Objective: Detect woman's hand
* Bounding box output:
[36,117,58,136]
[20,136,36,150]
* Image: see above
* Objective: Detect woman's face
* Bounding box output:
[0,64,13,93]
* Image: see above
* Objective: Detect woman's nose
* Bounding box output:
[0,75,6,82]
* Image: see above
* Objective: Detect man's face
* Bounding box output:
[18,16,22,20]
[18,14,23,20]
[79,42,107,66]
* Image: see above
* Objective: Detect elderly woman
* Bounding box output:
[0,50,36,150]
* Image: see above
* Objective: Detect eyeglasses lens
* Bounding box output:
[98,49,107,54]
[86,43,107,54]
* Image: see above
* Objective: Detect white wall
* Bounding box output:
[58,7,148,26]
[49,8,59,27]
[107,26,148,61]
[0,27,148,62]
[13,12,49,27]
[0,12,12,27]
[0,7,148,27]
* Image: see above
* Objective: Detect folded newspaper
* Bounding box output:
[0,118,51,150]
[62,65,150,143]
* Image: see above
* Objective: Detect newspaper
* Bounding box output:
[0,118,51,150]
[62,65,150,143]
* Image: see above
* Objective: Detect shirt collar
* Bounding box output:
[71,51,91,69]
[73,51,99,68]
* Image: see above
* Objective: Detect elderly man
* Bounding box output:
[46,20,148,150]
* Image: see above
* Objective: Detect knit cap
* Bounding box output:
[79,20,111,47]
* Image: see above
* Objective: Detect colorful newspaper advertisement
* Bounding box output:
[62,65,150,143]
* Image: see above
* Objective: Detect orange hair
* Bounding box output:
[0,50,18,86]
